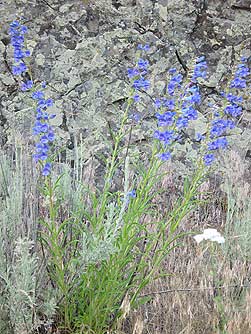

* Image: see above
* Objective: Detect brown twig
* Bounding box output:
[140,284,250,297]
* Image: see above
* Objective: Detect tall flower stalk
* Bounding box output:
[9,20,56,176]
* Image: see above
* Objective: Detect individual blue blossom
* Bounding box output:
[20,25,28,34]
[162,98,175,110]
[129,112,141,123]
[196,56,205,63]
[127,68,140,78]
[230,77,246,89]
[155,111,176,127]
[235,64,249,77]
[167,73,183,95]
[155,99,162,108]
[124,189,137,206]
[225,93,243,104]
[36,142,49,153]
[204,153,215,165]
[32,91,45,100]
[9,20,19,28]
[133,94,140,102]
[133,78,150,90]
[181,106,198,120]
[168,68,177,74]
[176,117,189,129]
[210,119,235,138]
[183,85,201,104]
[240,56,247,62]
[195,133,205,141]
[12,62,27,75]
[21,80,33,91]
[154,130,176,145]
[192,56,207,81]
[158,151,171,161]
[137,44,150,51]
[208,137,228,151]
[127,189,136,198]
[42,162,52,176]
[138,58,149,70]
[154,98,175,110]
[224,104,242,117]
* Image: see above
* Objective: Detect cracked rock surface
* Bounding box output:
[1,0,251,176]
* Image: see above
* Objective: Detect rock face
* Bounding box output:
[1,0,251,172]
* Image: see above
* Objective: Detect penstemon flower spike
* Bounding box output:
[9,20,56,176]
[148,55,250,166]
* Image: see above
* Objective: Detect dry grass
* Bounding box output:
[124,151,251,334]
[1,142,251,334]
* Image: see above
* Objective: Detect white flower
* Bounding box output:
[193,228,225,244]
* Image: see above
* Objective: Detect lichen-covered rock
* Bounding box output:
[0,0,251,180]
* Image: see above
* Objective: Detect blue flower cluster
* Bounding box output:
[9,20,56,176]
[137,44,150,52]
[124,189,136,206]
[127,47,150,99]
[192,56,207,82]
[150,54,249,166]
[204,57,249,165]
[9,21,31,77]
[154,57,207,161]
[32,90,56,175]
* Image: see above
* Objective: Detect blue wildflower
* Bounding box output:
[9,21,30,76]
[32,91,45,100]
[226,93,243,104]
[176,117,189,129]
[154,130,176,145]
[133,78,150,90]
[192,57,207,81]
[195,133,205,141]
[31,90,55,174]
[224,104,242,117]
[137,44,150,51]
[133,94,141,102]
[127,190,136,198]
[155,99,162,108]
[138,58,149,70]
[127,68,140,79]
[204,153,215,165]
[9,20,56,176]
[230,58,249,89]
[21,80,33,91]
[181,106,198,120]
[155,57,205,161]
[210,119,235,138]
[208,137,228,151]
[167,73,183,95]
[168,68,177,74]
[12,62,27,75]
[158,151,171,161]
[183,85,201,104]
[155,111,176,127]
[162,98,175,110]
[42,162,52,176]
